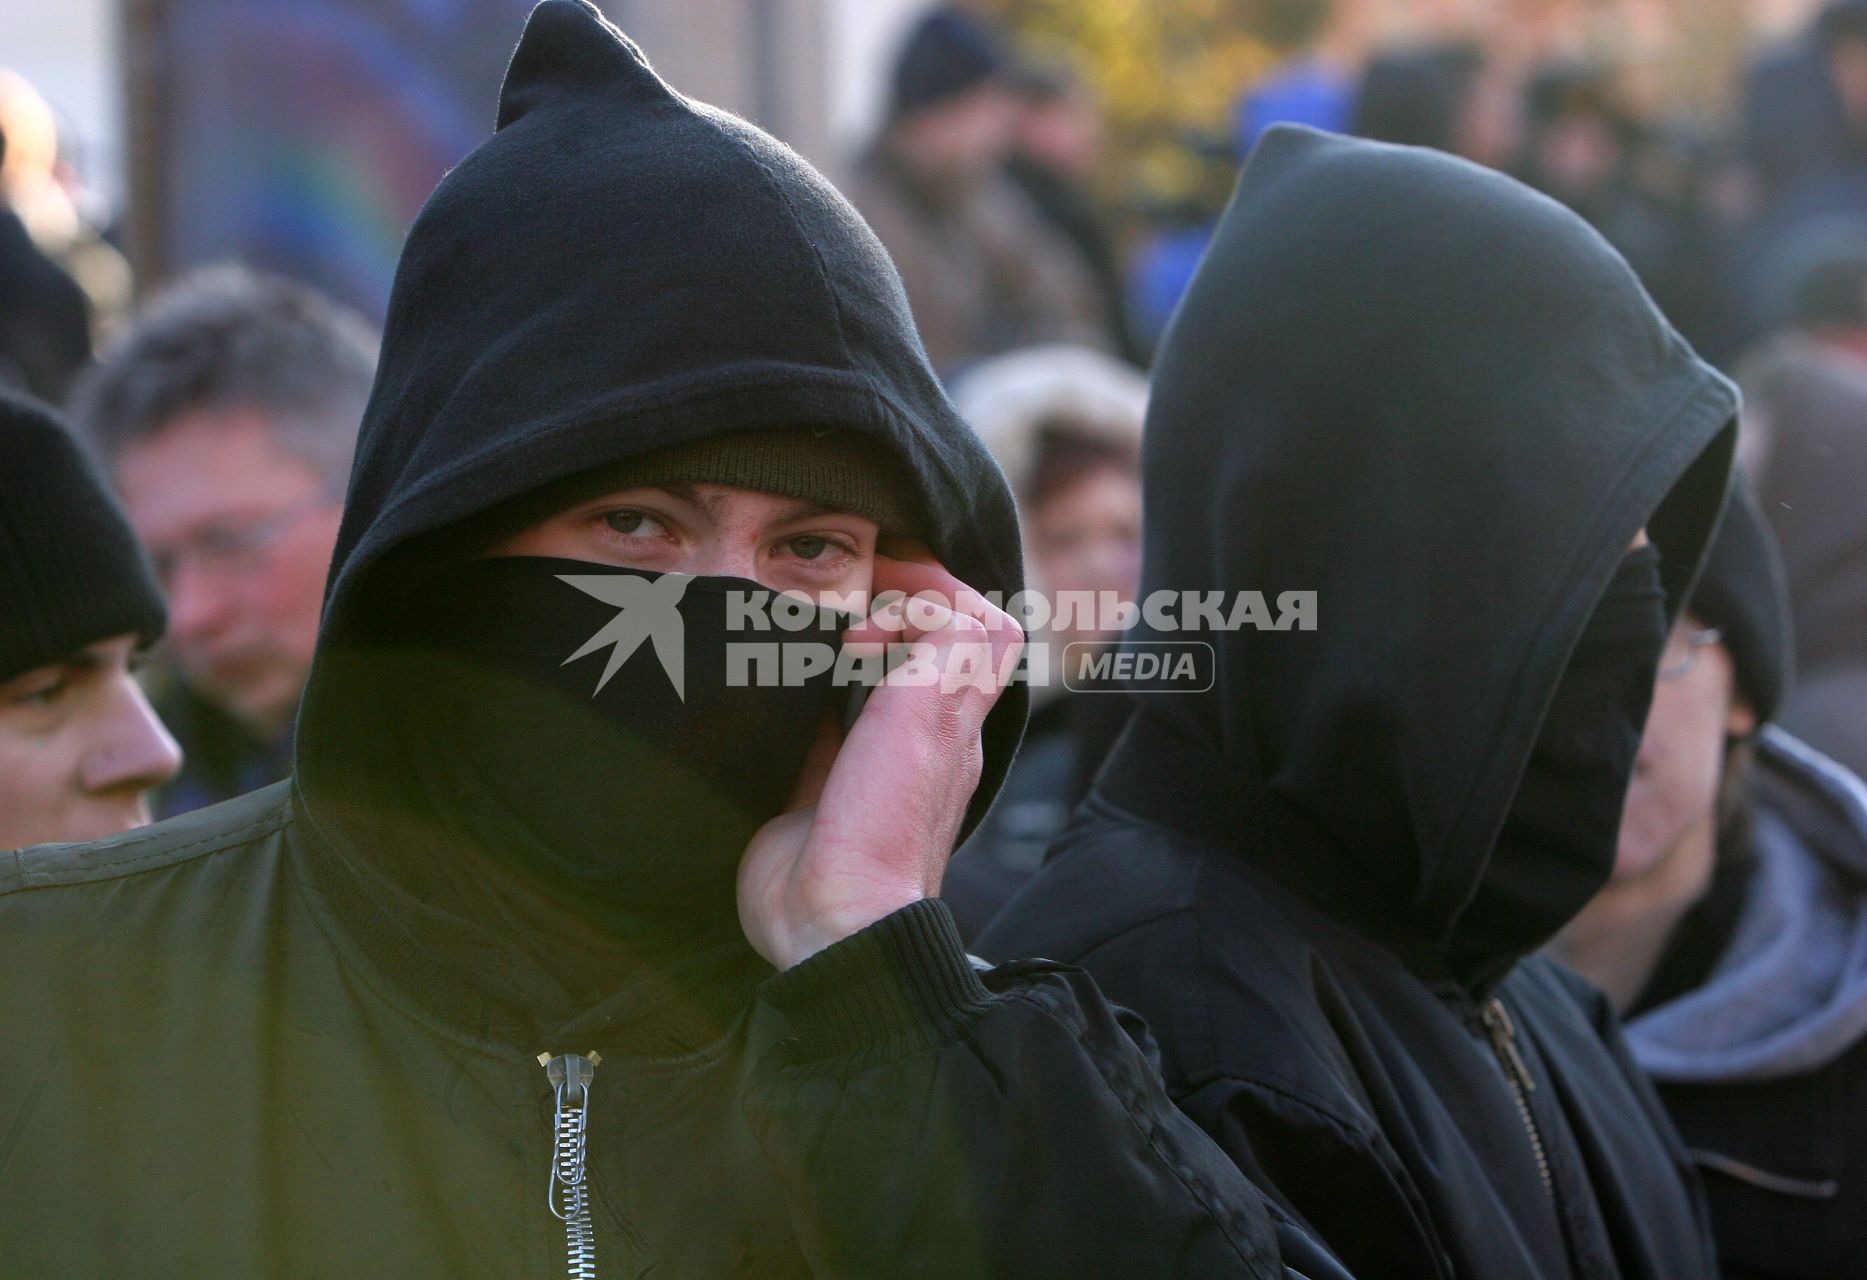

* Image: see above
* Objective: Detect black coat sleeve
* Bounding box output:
[742,898,1351,1279]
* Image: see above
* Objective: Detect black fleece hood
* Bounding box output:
[1120,127,1734,987]
[291,0,1025,1015]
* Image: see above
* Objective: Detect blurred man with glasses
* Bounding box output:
[73,265,377,816]
[1555,484,1867,1278]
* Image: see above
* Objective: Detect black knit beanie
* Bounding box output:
[890,8,1009,121]
[597,427,916,530]
[1688,480,1792,725]
[0,390,167,683]
[463,426,922,555]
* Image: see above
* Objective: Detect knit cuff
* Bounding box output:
[758,898,994,1059]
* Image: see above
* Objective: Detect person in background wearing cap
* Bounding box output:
[846,6,1113,376]
[1743,0,1867,205]
[1554,484,1867,1279]
[0,390,180,849]
[0,6,1341,1277]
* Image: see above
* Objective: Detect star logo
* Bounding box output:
[556,572,692,699]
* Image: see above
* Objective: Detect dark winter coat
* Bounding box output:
[0,6,1323,1276]
[982,125,1736,1280]
[1626,729,1867,1279]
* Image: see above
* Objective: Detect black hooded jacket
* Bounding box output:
[980,126,1736,1279]
[0,6,1319,1276]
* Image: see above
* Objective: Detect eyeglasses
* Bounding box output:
[147,491,332,589]
[1658,625,1723,681]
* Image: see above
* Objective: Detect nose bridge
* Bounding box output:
[84,675,184,793]
[688,517,763,583]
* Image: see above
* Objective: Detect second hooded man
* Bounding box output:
[983,126,1735,1279]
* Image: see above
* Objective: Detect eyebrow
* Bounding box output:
[0,650,95,697]
[60,649,105,675]
[64,639,150,674]
[650,482,719,516]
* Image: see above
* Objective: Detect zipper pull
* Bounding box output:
[540,1050,600,1101]
[1481,998,1536,1094]
[540,1051,602,1279]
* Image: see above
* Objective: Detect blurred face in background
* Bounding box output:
[1015,85,1103,180]
[895,83,1022,182]
[1453,69,1527,171]
[1023,430,1142,657]
[1828,34,1867,130]
[114,407,345,740]
[1533,109,1623,200]
[0,634,181,849]
[1614,614,1754,886]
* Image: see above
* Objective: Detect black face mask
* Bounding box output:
[1451,544,1668,987]
[369,556,854,922]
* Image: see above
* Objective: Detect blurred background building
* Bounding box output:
[0,0,1847,336]
[4,0,933,321]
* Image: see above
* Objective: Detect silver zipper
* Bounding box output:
[540,1050,603,1279]
[1480,998,1554,1201]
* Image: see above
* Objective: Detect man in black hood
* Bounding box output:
[0,6,1341,1277]
[981,124,1736,1279]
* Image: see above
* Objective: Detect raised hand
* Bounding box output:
[736,555,1022,970]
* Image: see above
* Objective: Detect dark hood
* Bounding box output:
[288,1,1024,1038]
[1682,478,1793,724]
[1118,126,1734,987]
[298,0,1022,803]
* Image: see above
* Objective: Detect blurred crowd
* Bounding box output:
[3,1,1867,1274]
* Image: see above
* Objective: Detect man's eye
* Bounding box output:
[603,510,665,538]
[786,536,838,561]
[15,676,69,708]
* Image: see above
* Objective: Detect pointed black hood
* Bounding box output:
[1114,126,1735,987]
[287,2,1025,1044]
[300,0,1023,820]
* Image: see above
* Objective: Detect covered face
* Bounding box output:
[1129,126,1735,991]
[291,1,1026,982]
